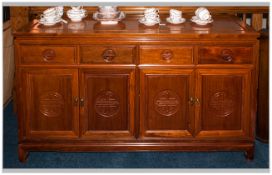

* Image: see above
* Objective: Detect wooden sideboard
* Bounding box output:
[14,14,259,162]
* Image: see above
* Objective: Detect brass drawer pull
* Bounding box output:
[42,49,56,61]
[161,49,173,62]
[102,49,116,62]
[221,49,234,62]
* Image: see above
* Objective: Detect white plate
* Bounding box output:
[166,17,186,24]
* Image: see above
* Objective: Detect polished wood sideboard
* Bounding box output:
[14,14,259,162]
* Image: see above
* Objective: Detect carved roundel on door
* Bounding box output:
[39,91,64,117]
[209,91,235,117]
[154,90,180,116]
[95,90,120,117]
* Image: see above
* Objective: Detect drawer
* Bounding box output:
[19,45,76,64]
[198,46,253,64]
[80,45,136,64]
[140,46,193,64]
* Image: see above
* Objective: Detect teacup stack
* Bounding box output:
[67,6,87,22]
[167,9,185,24]
[139,8,160,26]
[191,7,213,25]
[39,6,64,26]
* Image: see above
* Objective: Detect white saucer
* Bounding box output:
[39,18,62,26]
[138,17,160,26]
[166,17,186,24]
[191,16,213,25]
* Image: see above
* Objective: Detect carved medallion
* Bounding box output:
[95,90,120,117]
[39,91,64,117]
[209,91,235,117]
[154,90,180,116]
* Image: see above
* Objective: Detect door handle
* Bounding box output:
[73,97,79,106]
[80,98,84,107]
[189,97,195,105]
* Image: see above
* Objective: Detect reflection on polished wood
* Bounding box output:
[14,14,259,162]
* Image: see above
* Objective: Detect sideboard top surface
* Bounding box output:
[14,15,259,39]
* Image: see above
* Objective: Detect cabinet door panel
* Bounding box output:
[80,68,135,139]
[140,69,194,138]
[195,69,251,138]
[21,69,79,139]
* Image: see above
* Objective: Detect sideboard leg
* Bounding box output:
[18,145,29,163]
[244,147,254,160]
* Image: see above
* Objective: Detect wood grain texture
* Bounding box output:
[198,46,253,64]
[80,68,135,140]
[14,14,259,162]
[140,45,193,65]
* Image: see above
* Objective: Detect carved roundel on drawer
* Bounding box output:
[209,91,235,117]
[154,90,180,116]
[95,90,120,117]
[39,91,64,117]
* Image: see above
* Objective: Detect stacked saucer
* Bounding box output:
[93,6,125,25]
[39,6,65,26]
[191,7,213,25]
[67,6,87,22]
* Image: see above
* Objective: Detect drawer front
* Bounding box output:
[140,46,193,64]
[20,45,76,64]
[198,46,253,64]
[80,45,136,64]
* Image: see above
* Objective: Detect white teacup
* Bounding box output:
[144,8,159,15]
[170,9,182,18]
[195,7,211,21]
[145,13,159,20]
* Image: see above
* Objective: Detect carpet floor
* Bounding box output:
[3,101,269,168]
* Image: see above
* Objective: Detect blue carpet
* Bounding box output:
[3,101,269,168]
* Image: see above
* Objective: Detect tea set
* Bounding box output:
[39,6,213,27]
[191,7,213,25]
[166,9,186,24]
[93,6,125,25]
[39,6,66,26]
[139,8,160,26]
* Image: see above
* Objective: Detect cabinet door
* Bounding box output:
[140,69,194,138]
[20,69,79,139]
[195,69,252,139]
[80,68,135,140]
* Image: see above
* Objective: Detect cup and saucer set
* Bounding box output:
[166,9,186,24]
[39,6,66,26]
[139,8,160,26]
[191,7,213,25]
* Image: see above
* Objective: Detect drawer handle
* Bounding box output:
[102,49,116,62]
[42,49,56,61]
[161,49,173,62]
[221,49,234,62]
